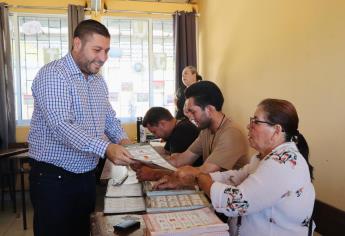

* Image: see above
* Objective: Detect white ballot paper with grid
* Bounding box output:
[104,197,146,214]
[126,144,177,171]
[106,181,143,197]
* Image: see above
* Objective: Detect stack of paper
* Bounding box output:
[145,193,209,213]
[143,181,198,196]
[106,181,143,197]
[143,207,229,236]
[103,180,145,214]
[104,197,146,214]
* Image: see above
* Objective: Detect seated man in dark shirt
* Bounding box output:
[144,107,199,155]
[133,107,201,180]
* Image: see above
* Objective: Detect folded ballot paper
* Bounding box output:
[125,143,177,171]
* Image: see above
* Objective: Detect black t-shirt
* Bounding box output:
[164,118,203,166]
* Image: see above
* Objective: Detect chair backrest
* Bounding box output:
[313,199,345,235]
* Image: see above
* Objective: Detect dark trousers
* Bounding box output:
[29,159,96,236]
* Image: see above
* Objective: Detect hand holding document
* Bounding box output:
[125,144,177,171]
[106,143,135,165]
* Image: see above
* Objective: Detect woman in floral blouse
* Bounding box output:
[156,98,315,236]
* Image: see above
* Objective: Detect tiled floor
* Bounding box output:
[0,192,34,236]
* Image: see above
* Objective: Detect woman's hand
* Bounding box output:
[153,170,196,190]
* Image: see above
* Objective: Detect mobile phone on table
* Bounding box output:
[113,219,140,231]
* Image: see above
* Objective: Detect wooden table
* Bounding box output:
[91,212,146,236]
[0,147,28,159]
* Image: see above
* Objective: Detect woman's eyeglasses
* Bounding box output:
[249,117,275,126]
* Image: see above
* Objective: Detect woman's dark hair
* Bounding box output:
[259,98,314,180]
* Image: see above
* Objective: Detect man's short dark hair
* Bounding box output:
[143,107,174,127]
[73,19,110,41]
[184,81,224,111]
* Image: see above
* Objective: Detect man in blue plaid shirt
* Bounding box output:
[28,19,135,236]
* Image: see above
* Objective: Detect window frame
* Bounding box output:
[102,16,175,123]
[10,12,68,126]
[11,13,175,125]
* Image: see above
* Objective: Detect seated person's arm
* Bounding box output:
[198,162,222,173]
[135,165,173,181]
[132,150,199,181]
[154,166,213,195]
[165,162,221,187]
[153,146,170,158]
[168,150,199,167]
[196,173,213,197]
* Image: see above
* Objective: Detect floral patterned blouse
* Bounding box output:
[210,142,315,236]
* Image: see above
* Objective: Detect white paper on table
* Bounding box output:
[104,197,146,214]
[123,168,139,184]
[100,159,127,180]
[106,181,143,197]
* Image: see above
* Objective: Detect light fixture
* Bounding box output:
[21,21,43,35]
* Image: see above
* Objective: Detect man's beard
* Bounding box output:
[197,117,211,130]
[80,60,104,75]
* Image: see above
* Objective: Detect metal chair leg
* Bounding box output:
[20,159,27,230]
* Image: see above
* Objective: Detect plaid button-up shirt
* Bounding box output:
[28,53,127,173]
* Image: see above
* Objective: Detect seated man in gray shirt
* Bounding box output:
[133,81,248,181]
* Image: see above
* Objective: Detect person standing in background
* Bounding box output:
[28,19,134,236]
[175,65,202,119]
